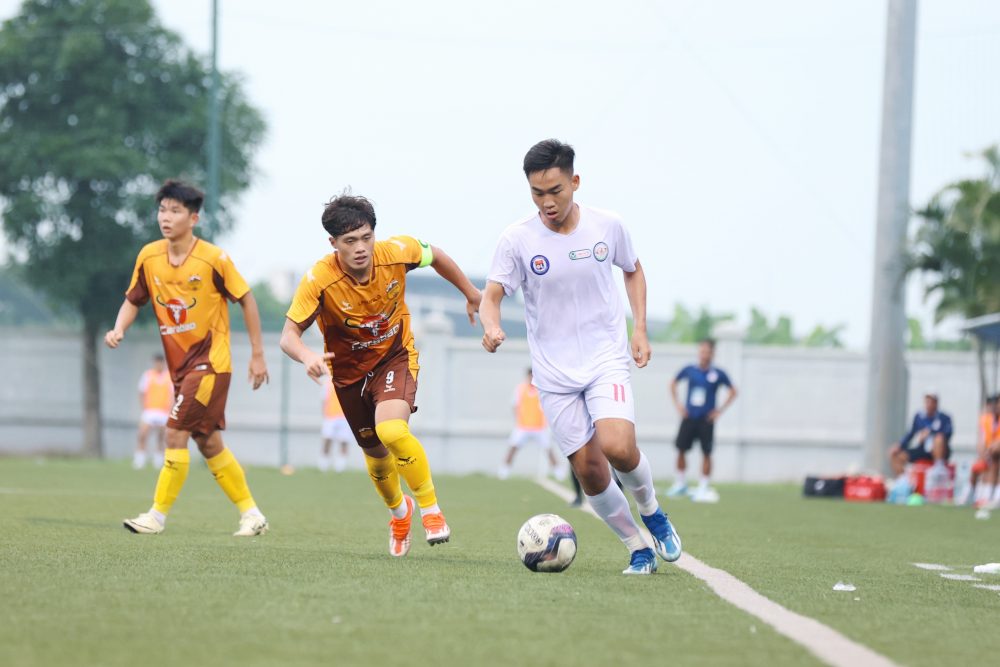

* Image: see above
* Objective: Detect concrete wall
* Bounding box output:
[0,326,981,481]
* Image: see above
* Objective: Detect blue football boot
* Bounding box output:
[641,508,682,562]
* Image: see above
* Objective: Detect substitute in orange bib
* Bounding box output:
[105,179,270,537]
[320,381,355,472]
[498,368,563,481]
[133,354,173,470]
[280,192,481,557]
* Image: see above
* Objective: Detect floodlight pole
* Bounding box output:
[864,0,918,473]
[206,0,221,233]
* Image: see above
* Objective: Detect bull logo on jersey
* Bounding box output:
[156,295,197,325]
[345,301,398,338]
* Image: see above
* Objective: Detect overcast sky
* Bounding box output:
[2,0,999,348]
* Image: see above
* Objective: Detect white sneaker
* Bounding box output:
[333,456,347,473]
[123,511,164,534]
[664,481,688,497]
[691,487,720,503]
[234,513,269,537]
[552,466,568,482]
[131,452,147,470]
[318,456,331,472]
[497,466,510,480]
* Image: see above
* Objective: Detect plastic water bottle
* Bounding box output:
[925,465,951,504]
[953,461,971,505]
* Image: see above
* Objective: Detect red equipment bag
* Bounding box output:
[844,475,887,502]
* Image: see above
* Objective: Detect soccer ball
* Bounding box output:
[517,513,577,572]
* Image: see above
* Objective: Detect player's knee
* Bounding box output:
[375,419,409,446]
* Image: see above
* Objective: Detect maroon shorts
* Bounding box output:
[335,352,417,448]
[167,370,231,435]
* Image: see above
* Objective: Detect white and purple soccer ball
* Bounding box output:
[517,513,577,572]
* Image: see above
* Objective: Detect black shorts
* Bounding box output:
[676,417,714,455]
[904,437,952,463]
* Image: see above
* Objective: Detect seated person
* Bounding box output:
[966,394,1000,508]
[889,390,952,478]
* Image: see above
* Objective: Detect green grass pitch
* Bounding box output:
[0,458,997,666]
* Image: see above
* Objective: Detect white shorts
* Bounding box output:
[538,378,635,457]
[140,410,169,427]
[509,428,550,449]
[322,417,354,443]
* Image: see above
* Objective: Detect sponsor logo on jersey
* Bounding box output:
[350,324,401,351]
[569,248,592,260]
[187,274,203,291]
[593,242,609,262]
[156,295,197,325]
[345,301,398,338]
[707,370,718,383]
[530,255,550,275]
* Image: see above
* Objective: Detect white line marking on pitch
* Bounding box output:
[939,573,980,581]
[535,477,898,667]
[912,562,952,571]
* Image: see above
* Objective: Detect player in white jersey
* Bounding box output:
[479,139,682,575]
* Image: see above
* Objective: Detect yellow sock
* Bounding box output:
[363,451,404,510]
[375,419,438,509]
[152,448,191,515]
[206,447,257,514]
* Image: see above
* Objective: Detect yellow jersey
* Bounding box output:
[126,239,250,381]
[139,369,174,411]
[287,236,432,387]
[515,382,546,431]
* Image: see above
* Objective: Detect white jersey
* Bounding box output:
[487,204,638,393]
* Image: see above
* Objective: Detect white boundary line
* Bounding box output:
[535,477,898,667]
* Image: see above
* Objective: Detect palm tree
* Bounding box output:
[910,146,1000,397]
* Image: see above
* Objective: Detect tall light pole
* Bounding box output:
[864,0,918,472]
[206,0,221,236]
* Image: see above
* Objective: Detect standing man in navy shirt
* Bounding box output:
[666,338,738,502]
[889,390,953,478]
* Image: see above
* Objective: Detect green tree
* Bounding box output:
[0,0,265,455]
[910,146,1000,395]
[651,303,735,343]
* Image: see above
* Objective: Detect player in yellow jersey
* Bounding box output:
[105,179,271,537]
[133,354,173,470]
[320,381,354,472]
[497,368,563,480]
[280,193,481,557]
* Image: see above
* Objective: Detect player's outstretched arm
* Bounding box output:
[237,291,270,390]
[479,282,507,353]
[105,299,140,349]
[428,245,482,325]
[623,260,651,368]
[279,318,335,384]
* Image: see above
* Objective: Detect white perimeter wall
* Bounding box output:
[0,327,982,482]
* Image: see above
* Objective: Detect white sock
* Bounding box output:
[389,499,409,519]
[676,470,687,485]
[242,506,264,519]
[586,482,646,552]
[419,503,441,517]
[992,486,1000,503]
[699,476,710,490]
[149,508,166,524]
[615,452,659,516]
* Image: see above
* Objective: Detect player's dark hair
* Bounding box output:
[523,139,575,177]
[699,338,717,349]
[156,179,204,213]
[322,193,377,238]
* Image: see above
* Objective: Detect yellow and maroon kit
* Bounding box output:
[126,239,249,434]
[287,235,433,444]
